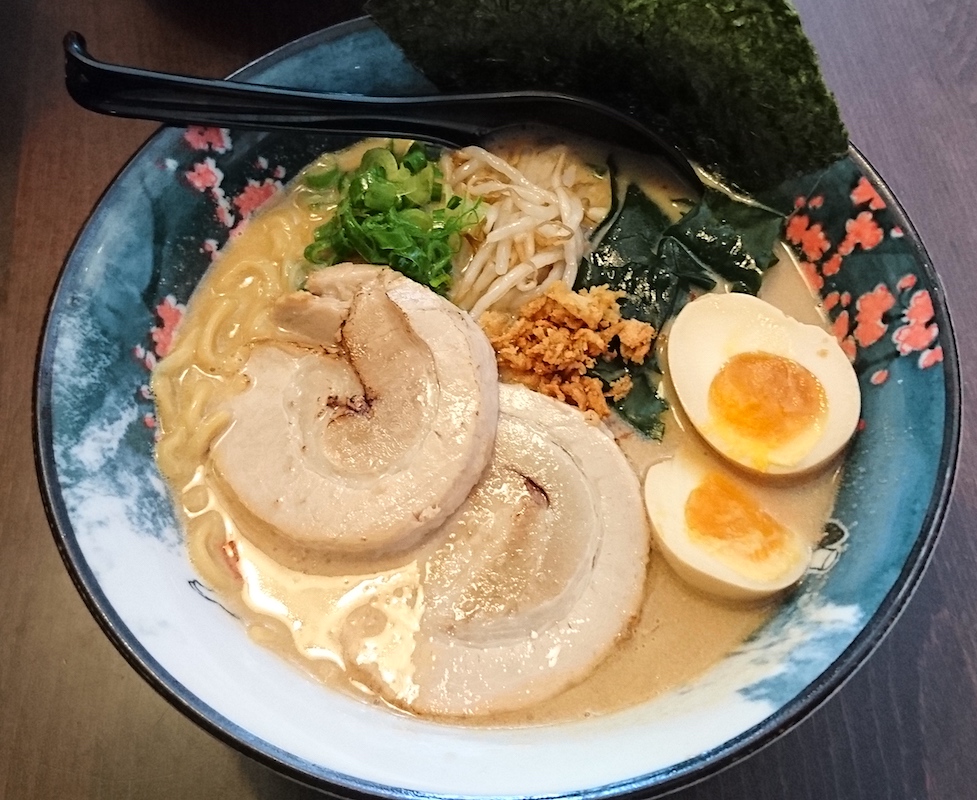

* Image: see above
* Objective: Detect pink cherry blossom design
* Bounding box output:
[892,290,938,355]
[919,346,944,369]
[215,197,235,228]
[151,295,186,358]
[850,176,886,211]
[184,126,232,153]
[822,253,843,277]
[839,211,884,256]
[853,284,896,348]
[786,212,810,245]
[185,158,224,192]
[803,224,831,260]
[832,310,856,361]
[786,213,831,261]
[233,178,281,219]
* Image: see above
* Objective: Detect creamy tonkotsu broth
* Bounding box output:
[153,135,847,724]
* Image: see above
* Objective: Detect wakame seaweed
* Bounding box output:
[577,185,677,329]
[577,185,783,328]
[575,183,784,437]
[663,189,784,294]
[591,355,670,441]
[366,0,848,196]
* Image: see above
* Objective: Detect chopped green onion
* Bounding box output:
[303,166,341,190]
[401,142,431,175]
[304,143,479,294]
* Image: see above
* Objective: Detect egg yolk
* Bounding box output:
[708,351,826,450]
[685,470,801,582]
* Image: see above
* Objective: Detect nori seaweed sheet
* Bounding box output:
[365,0,848,194]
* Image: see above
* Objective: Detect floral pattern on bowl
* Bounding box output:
[35,17,959,800]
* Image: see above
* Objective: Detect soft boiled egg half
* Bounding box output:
[667,292,860,476]
[644,452,812,600]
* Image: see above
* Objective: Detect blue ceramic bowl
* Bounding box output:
[35,18,960,799]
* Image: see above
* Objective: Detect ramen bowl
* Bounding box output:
[35,18,959,799]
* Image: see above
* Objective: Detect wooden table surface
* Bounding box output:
[1,0,974,798]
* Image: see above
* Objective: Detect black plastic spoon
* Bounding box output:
[63,31,700,187]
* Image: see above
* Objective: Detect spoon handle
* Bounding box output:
[65,32,486,145]
[63,31,696,181]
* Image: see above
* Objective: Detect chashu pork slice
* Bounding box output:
[353,384,650,716]
[211,265,499,556]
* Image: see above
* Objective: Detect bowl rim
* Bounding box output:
[32,17,962,800]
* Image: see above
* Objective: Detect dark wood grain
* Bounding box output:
[1,1,974,798]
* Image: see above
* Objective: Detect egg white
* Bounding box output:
[644,454,811,601]
[666,292,860,475]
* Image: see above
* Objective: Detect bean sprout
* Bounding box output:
[447,141,610,317]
